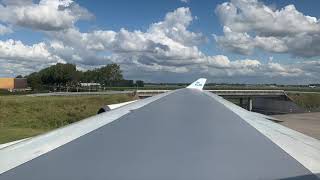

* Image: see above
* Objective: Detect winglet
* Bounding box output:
[187,78,207,90]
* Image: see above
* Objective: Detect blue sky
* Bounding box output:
[0,0,319,84]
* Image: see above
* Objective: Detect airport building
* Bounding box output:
[0,78,28,91]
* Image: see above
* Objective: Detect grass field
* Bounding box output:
[101,85,320,92]
[1,85,320,96]
[0,94,136,144]
[287,92,320,112]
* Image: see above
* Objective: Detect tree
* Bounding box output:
[98,64,123,86]
[26,72,42,90]
[25,63,128,90]
[82,63,124,86]
[136,80,144,87]
[38,63,78,85]
[112,80,134,87]
[16,75,23,78]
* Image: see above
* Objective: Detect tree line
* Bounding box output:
[25,63,144,90]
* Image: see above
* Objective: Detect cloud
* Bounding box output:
[0,0,92,31]
[0,39,63,63]
[216,1,320,35]
[202,55,303,78]
[0,39,66,77]
[0,38,312,83]
[0,24,12,35]
[214,26,255,55]
[215,0,320,57]
[215,27,289,55]
[0,6,317,83]
[180,0,189,3]
[1,0,33,6]
[291,61,320,79]
[265,62,303,77]
[47,7,204,72]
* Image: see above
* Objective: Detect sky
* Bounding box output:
[0,0,320,84]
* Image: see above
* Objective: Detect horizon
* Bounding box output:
[4,62,319,85]
[0,0,320,85]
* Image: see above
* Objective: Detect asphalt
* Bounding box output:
[273,112,320,140]
[26,91,132,97]
[0,89,318,180]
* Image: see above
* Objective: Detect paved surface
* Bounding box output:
[273,112,320,140]
[26,91,132,97]
[1,89,318,180]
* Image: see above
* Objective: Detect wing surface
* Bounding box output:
[0,79,319,179]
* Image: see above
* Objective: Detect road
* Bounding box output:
[273,112,320,140]
[26,91,133,97]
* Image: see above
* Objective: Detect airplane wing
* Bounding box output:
[0,78,320,180]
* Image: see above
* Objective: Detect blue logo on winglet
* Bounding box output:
[195,82,202,86]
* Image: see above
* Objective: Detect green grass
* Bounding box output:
[104,85,320,92]
[0,128,46,143]
[103,86,320,93]
[287,93,320,112]
[1,85,319,96]
[0,94,136,144]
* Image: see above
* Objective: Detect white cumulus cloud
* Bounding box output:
[0,0,92,31]
[215,0,320,57]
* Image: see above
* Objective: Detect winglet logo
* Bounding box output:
[195,82,202,87]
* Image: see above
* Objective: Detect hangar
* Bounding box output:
[0,78,28,91]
